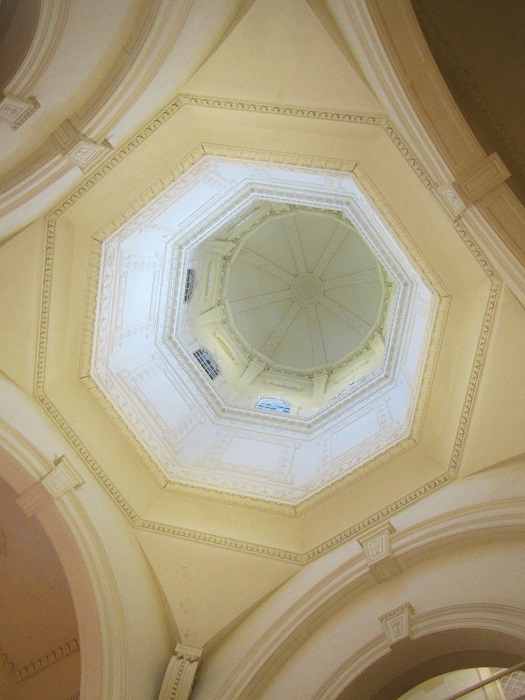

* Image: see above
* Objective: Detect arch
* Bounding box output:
[317,607,525,700]
[0,0,40,91]
[0,373,173,698]
[192,488,525,699]
[329,0,525,304]
[1,0,69,96]
[0,427,119,699]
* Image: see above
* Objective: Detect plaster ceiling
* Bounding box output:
[211,206,387,373]
[16,0,502,556]
[0,0,524,678]
[90,155,438,504]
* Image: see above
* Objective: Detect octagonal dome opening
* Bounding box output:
[91,154,439,504]
[180,203,396,419]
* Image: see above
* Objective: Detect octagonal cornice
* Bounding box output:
[35,93,498,553]
[84,148,445,505]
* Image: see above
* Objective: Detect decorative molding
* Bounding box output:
[0,92,39,130]
[379,603,414,646]
[16,456,83,516]
[42,455,84,499]
[454,153,511,205]
[52,120,112,171]
[158,644,202,700]
[82,147,446,506]
[357,521,401,582]
[0,92,409,234]
[138,518,303,563]
[35,105,498,550]
[313,603,525,700]
[16,638,79,681]
[448,228,500,478]
[0,417,129,699]
[207,544,525,700]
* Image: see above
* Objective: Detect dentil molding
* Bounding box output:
[16,638,79,682]
[158,644,202,700]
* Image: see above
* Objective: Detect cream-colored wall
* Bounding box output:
[0,218,44,393]
[461,284,525,473]
[1,1,525,698]
[192,467,525,698]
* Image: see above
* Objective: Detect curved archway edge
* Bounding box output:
[0,373,174,698]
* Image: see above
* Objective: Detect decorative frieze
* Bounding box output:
[0,92,39,129]
[358,521,401,583]
[52,119,111,171]
[158,644,202,700]
[379,603,414,646]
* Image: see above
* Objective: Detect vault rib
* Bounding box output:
[313,223,347,278]
[319,296,371,336]
[261,302,301,357]
[323,268,380,289]
[230,289,292,313]
[239,250,296,284]
[307,305,326,365]
[282,215,307,275]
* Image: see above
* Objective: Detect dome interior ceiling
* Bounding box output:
[90,156,439,504]
[223,207,386,371]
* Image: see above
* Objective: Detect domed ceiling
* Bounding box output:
[90,154,439,504]
[221,207,386,372]
[181,203,394,419]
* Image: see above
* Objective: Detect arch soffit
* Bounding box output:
[0,417,129,699]
[193,500,525,699]
[321,619,525,700]
[0,0,243,237]
[327,0,525,303]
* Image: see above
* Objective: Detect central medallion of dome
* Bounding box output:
[291,274,324,306]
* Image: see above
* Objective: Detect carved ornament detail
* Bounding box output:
[379,603,414,646]
[0,92,39,129]
[358,521,401,582]
[158,644,202,700]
